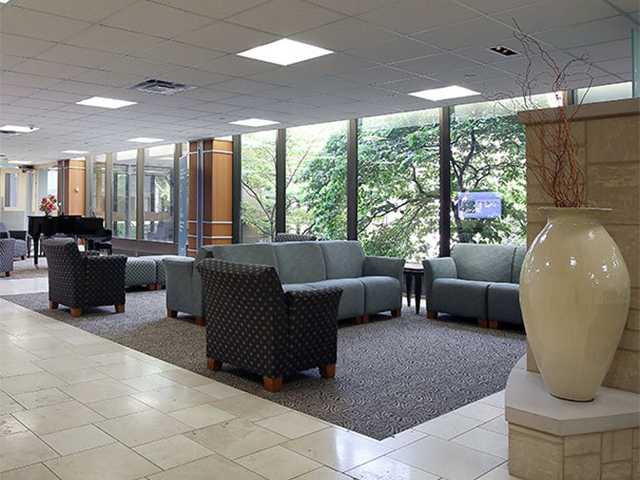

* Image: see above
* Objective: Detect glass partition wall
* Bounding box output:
[93,154,106,219]
[143,144,175,242]
[112,149,137,239]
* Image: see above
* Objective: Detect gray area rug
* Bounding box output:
[3,290,526,439]
[4,258,48,279]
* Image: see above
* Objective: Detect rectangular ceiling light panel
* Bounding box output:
[238,39,333,66]
[77,97,138,109]
[409,85,481,101]
[229,118,280,127]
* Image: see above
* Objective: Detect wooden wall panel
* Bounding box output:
[57,159,86,216]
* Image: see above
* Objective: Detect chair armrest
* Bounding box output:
[423,257,457,298]
[164,257,202,315]
[285,287,342,331]
[363,256,405,282]
[84,255,127,281]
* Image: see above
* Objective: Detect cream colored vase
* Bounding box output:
[520,208,630,401]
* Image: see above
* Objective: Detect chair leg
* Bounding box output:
[355,314,369,324]
[195,316,205,327]
[488,320,499,329]
[70,308,82,317]
[390,308,401,318]
[49,301,58,310]
[478,319,489,328]
[147,284,157,291]
[167,309,178,319]
[263,376,283,392]
[115,304,125,313]
[4,272,9,277]
[207,358,222,371]
[426,310,437,320]
[319,364,336,379]
[21,256,25,260]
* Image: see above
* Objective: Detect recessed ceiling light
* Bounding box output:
[127,137,164,143]
[77,96,137,109]
[8,160,31,165]
[237,39,333,66]
[409,85,481,101]
[0,0,12,4]
[0,125,39,134]
[229,118,280,127]
[62,150,89,154]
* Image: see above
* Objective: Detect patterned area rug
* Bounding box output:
[3,290,526,439]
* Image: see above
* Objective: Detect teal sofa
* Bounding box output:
[423,244,526,328]
[164,240,404,324]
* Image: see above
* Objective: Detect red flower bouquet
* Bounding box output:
[39,195,57,216]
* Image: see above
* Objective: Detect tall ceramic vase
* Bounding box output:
[520,208,630,401]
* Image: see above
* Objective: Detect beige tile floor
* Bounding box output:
[0,278,519,480]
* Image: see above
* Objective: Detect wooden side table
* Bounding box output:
[404,263,424,315]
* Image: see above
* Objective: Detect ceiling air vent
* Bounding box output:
[131,79,196,95]
[489,45,519,57]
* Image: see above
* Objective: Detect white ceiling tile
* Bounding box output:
[178,87,238,102]
[412,16,515,51]
[358,0,480,35]
[391,53,482,76]
[453,0,541,15]
[379,76,444,94]
[0,70,63,89]
[103,1,213,38]
[160,66,232,86]
[346,37,440,64]
[452,36,528,65]
[27,90,87,103]
[492,0,620,33]
[139,41,226,69]
[536,16,633,50]
[565,39,631,63]
[0,33,56,58]
[153,0,267,19]
[70,69,147,88]
[0,6,91,42]
[35,45,126,69]
[174,21,277,53]
[595,58,632,75]
[218,95,277,107]
[291,17,401,52]
[335,66,415,85]
[11,0,139,22]
[289,52,378,76]
[200,54,279,76]
[10,59,91,80]
[607,0,639,13]
[14,97,67,110]
[227,0,344,36]
[306,0,388,15]
[66,25,164,56]
[0,84,41,97]
[0,55,27,70]
[214,78,280,94]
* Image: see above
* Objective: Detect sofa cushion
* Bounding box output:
[282,283,318,293]
[310,278,365,320]
[488,282,522,325]
[207,244,278,270]
[273,242,326,284]
[511,246,526,284]
[320,241,365,279]
[358,276,401,314]
[451,244,515,283]
[431,278,490,320]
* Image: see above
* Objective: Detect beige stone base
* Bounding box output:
[508,424,640,480]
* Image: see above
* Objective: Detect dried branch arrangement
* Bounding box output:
[513,25,592,208]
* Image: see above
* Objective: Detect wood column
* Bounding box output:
[187,138,233,256]
[57,159,86,216]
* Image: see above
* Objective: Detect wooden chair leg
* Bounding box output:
[478,319,489,328]
[488,320,499,329]
[115,304,125,313]
[167,309,178,319]
[426,310,437,320]
[207,358,222,371]
[4,272,9,277]
[49,301,58,310]
[263,376,283,392]
[390,308,401,318]
[319,364,336,379]
[195,316,205,327]
[147,284,157,291]
[355,314,369,324]
[70,307,82,317]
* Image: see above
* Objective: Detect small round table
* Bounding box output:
[404,263,424,315]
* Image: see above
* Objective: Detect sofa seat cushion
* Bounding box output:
[274,242,326,284]
[358,276,401,314]
[320,241,365,279]
[310,278,364,320]
[431,278,490,320]
[282,283,317,293]
[488,282,522,326]
[125,257,157,287]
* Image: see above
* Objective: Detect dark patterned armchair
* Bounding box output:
[0,239,15,277]
[43,239,127,317]
[274,233,317,242]
[0,223,28,259]
[197,259,342,392]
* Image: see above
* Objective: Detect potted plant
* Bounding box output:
[39,195,57,217]
[513,30,631,401]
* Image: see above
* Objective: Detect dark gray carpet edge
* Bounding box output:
[2,290,527,440]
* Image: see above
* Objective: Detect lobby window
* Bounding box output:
[143,144,174,242]
[358,109,441,261]
[47,168,57,197]
[449,94,560,246]
[241,130,277,243]
[93,154,106,219]
[112,149,137,239]
[4,173,17,208]
[286,121,348,239]
[576,82,632,104]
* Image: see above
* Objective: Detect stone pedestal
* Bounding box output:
[505,368,640,479]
